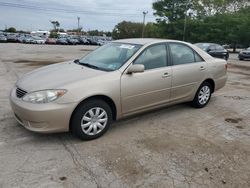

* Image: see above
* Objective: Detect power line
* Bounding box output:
[142,11,148,38]
[0,2,155,18]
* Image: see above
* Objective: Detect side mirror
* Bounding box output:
[74,59,80,63]
[207,48,211,52]
[127,64,145,74]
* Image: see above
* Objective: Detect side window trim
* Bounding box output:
[167,42,204,66]
[132,42,169,71]
[194,51,205,62]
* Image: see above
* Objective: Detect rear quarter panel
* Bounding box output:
[206,58,227,91]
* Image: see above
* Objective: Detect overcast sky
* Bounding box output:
[0,0,156,31]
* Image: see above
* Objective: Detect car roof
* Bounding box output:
[195,43,221,46]
[114,38,185,45]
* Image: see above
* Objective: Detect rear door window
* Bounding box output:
[169,43,204,65]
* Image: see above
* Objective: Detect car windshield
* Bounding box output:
[79,42,142,71]
[247,47,250,51]
[195,43,210,51]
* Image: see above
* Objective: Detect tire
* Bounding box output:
[239,58,244,61]
[192,82,212,108]
[71,99,113,140]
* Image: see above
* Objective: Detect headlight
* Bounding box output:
[22,90,67,104]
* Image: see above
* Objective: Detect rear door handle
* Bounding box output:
[162,72,170,78]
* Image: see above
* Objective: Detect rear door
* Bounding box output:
[168,42,207,102]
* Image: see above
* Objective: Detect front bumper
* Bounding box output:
[239,53,250,59]
[9,88,77,133]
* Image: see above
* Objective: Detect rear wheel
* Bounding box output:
[71,99,112,140]
[192,82,212,108]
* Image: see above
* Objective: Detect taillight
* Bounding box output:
[225,64,228,70]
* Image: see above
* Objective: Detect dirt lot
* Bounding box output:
[0,43,250,188]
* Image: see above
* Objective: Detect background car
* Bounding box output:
[238,47,250,60]
[23,36,36,44]
[6,34,17,42]
[56,38,68,45]
[97,39,105,46]
[16,35,26,43]
[32,36,46,44]
[79,37,90,45]
[0,35,7,43]
[45,38,57,45]
[67,38,79,45]
[195,43,229,60]
[87,38,98,45]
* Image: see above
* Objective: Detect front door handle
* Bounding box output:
[200,66,206,71]
[162,72,170,78]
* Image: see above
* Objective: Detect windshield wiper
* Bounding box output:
[75,59,111,71]
[80,62,104,71]
[74,59,99,69]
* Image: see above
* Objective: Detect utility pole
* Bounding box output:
[183,0,190,41]
[183,13,187,41]
[142,11,148,38]
[77,16,80,35]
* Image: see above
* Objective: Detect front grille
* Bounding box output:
[16,88,27,98]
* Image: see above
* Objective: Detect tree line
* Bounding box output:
[112,0,250,49]
[4,0,250,48]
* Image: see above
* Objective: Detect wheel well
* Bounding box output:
[204,79,215,93]
[69,95,117,131]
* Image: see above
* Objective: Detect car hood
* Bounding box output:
[16,61,107,92]
[241,50,250,53]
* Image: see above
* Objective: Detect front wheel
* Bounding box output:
[71,99,113,140]
[192,82,212,108]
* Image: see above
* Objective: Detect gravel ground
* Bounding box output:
[0,43,250,188]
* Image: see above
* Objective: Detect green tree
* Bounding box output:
[87,30,100,36]
[153,0,191,40]
[49,32,59,38]
[153,0,187,23]
[50,20,60,31]
[112,21,143,39]
[112,21,162,39]
[186,6,250,50]
[144,23,161,38]
[5,27,16,33]
[152,0,250,47]
[49,20,60,38]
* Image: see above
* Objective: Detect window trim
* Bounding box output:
[167,42,205,66]
[209,45,216,51]
[132,42,170,71]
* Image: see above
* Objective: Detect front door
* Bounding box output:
[121,43,172,115]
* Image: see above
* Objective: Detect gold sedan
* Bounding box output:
[10,39,227,140]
